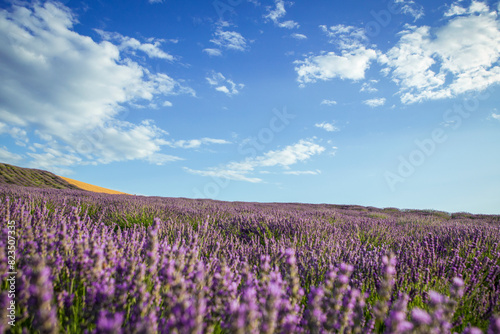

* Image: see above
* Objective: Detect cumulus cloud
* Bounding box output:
[264,0,299,29]
[295,24,377,85]
[363,98,386,107]
[95,30,174,61]
[491,112,500,121]
[296,4,500,105]
[210,25,248,52]
[185,139,325,183]
[206,72,244,96]
[295,49,378,85]
[315,121,339,132]
[381,2,500,103]
[445,0,489,17]
[0,2,194,172]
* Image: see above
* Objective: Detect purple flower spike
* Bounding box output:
[411,308,432,326]
[429,290,442,303]
[487,316,500,334]
[463,327,484,334]
[451,277,465,299]
[96,310,124,334]
[453,277,464,288]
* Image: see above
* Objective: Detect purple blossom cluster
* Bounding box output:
[0,185,499,333]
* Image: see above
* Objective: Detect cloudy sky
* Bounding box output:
[1,0,499,214]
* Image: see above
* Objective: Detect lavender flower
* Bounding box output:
[487,316,500,334]
[0,185,499,333]
[27,256,59,334]
[96,310,123,334]
[411,308,432,326]
[374,253,397,324]
[385,293,412,334]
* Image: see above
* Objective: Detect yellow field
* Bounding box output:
[58,176,129,195]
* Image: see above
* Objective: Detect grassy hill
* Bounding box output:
[0,162,129,195]
[0,162,82,190]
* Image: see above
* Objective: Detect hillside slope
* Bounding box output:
[0,162,82,190]
[58,175,129,195]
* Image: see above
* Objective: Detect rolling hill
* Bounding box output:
[0,162,128,195]
[0,162,81,190]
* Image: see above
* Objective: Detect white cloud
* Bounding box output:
[360,80,379,93]
[329,146,338,157]
[148,0,164,3]
[166,138,231,149]
[0,146,23,165]
[381,2,500,103]
[291,33,307,40]
[185,139,325,183]
[283,170,321,175]
[445,1,490,17]
[203,48,223,56]
[320,24,369,50]
[95,30,174,61]
[444,3,468,17]
[491,113,500,121]
[363,98,386,107]
[321,99,337,106]
[162,101,173,107]
[279,20,299,29]
[315,121,339,132]
[295,24,377,85]
[295,48,378,85]
[184,167,263,183]
[0,2,192,171]
[0,122,29,146]
[264,0,286,22]
[26,149,83,175]
[206,72,244,96]
[395,0,424,20]
[145,153,182,165]
[210,27,248,52]
[264,0,299,29]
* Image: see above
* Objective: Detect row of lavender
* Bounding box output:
[0,185,499,333]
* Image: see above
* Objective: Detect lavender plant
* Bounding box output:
[0,185,499,333]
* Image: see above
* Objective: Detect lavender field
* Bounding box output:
[1,185,499,333]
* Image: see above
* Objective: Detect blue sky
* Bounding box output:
[0,0,499,214]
